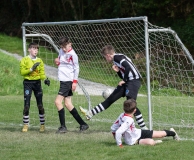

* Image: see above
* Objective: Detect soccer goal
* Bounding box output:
[22,16,194,140]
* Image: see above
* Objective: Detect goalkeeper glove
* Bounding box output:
[44,78,50,86]
[30,62,40,71]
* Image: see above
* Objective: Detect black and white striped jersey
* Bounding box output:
[113,53,142,81]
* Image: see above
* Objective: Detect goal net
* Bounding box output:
[21,17,194,140]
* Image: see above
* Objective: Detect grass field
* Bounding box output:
[1,33,194,160]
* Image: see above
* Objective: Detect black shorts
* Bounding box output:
[137,130,153,144]
[58,81,73,97]
[125,79,141,100]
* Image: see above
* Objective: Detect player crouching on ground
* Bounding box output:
[111,99,180,147]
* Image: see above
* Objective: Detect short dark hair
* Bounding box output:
[59,36,71,47]
[28,42,39,49]
[101,45,115,56]
[123,99,137,114]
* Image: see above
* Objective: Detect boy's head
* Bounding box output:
[59,36,72,52]
[123,99,137,114]
[28,42,39,50]
[28,42,39,57]
[101,45,115,62]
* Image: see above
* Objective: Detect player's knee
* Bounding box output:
[35,91,43,99]
[23,106,30,115]
[38,105,44,114]
[55,99,61,107]
[64,101,71,108]
[148,139,155,145]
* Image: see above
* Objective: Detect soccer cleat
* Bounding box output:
[141,126,148,130]
[39,124,45,132]
[155,140,163,144]
[170,128,180,141]
[22,124,28,132]
[56,126,68,134]
[80,124,89,132]
[79,106,93,120]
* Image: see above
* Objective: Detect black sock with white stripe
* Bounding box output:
[39,114,45,125]
[91,103,105,116]
[23,115,29,125]
[134,107,146,128]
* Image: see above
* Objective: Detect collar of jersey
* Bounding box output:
[67,48,72,52]
[124,113,133,118]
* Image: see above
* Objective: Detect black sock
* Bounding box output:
[164,130,175,137]
[70,108,87,126]
[58,108,66,127]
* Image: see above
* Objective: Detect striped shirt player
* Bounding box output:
[20,42,50,132]
[113,53,141,81]
[80,45,147,130]
[111,99,180,147]
[54,36,88,133]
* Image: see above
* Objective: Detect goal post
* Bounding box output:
[21,17,194,140]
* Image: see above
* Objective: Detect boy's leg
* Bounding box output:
[65,97,89,131]
[138,130,156,145]
[139,138,156,145]
[55,95,67,133]
[80,85,124,119]
[34,81,45,132]
[152,129,180,140]
[134,108,147,129]
[22,80,33,132]
[126,80,147,129]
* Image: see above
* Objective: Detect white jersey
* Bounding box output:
[58,48,79,82]
[111,113,141,146]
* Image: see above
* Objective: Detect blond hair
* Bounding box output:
[101,45,115,56]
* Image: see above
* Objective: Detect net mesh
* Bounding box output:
[21,18,194,139]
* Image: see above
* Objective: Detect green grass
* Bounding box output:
[1,33,194,160]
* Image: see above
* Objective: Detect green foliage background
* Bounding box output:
[0,0,194,53]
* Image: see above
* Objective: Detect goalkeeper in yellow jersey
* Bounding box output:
[20,42,50,132]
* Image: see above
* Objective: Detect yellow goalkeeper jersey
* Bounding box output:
[20,55,46,80]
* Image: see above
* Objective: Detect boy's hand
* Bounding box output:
[54,58,60,66]
[31,62,40,71]
[119,144,123,148]
[72,82,77,91]
[44,78,50,86]
[112,65,119,72]
[118,80,125,86]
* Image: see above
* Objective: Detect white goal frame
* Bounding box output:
[22,16,194,131]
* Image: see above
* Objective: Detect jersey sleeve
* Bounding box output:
[116,71,123,79]
[121,60,131,82]
[20,57,31,76]
[72,52,79,82]
[39,58,46,80]
[115,119,131,146]
[111,120,120,133]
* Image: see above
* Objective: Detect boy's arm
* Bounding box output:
[121,61,131,82]
[115,121,130,146]
[112,65,123,79]
[20,58,32,76]
[111,121,119,139]
[72,53,79,83]
[117,71,123,79]
[39,59,46,80]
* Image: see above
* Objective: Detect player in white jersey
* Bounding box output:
[80,45,147,129]
[111,99,180,147]
[54,36,89,133]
